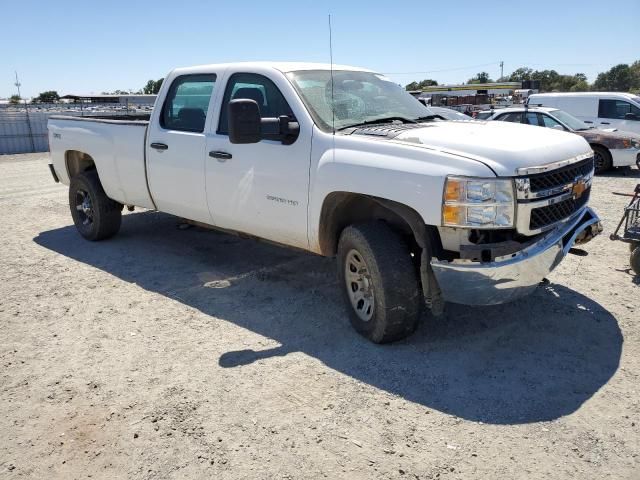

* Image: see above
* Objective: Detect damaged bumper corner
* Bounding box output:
[430,207,602,306]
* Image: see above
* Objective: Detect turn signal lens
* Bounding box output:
[444,179,464,202]
[443,205,462,224]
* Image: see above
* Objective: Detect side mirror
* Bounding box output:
[552,124,565,131]
[228,99,261,144]
[228,99,300,145]
[624,112,638,121]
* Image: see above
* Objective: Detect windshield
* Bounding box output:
[550,109,591,131]
[287,70,435,131]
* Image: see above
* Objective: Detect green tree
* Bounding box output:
[506,67,589,92]
[593,63,633,91]
[143,78,164,94]
[9,94,21,104]
[467,72,493,84]
[507,67,534,82]
[405,79,438,90]
[630,61,640,93]
[33,91,60,103]
[569,80,589,92]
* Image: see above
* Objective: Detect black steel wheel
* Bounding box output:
[337,222,421,343]
[69,170,122,241]
[591,145,612,174]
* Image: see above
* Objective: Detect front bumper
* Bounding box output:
[609,147,640,168]
[430,207,602,306]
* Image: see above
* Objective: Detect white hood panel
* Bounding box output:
[391,120,592,176]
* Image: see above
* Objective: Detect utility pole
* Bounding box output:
[14,71,22,99]
[500,61,504,80]
[15,71,35,152]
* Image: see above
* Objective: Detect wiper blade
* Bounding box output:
[415,115,438,121]
[337,116,417,131]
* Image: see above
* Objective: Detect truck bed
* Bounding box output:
[48,115,155,209]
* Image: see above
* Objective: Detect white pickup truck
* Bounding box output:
[48,62,602,343]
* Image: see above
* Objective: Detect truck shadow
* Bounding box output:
[34,211,622,425]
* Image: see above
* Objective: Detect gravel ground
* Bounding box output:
[1,153,639,479]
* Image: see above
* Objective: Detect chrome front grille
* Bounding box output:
[529,188,591,231]
[515,154,595,235]
[528,157,594,194]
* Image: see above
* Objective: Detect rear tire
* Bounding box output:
[69,170,122,241]
[591,145,612,174]
[337,222,421,343]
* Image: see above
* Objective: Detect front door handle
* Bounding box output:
[600,122,610,125]
[150,142,168,150]
[584,120,593,124]
[209,151,232,161]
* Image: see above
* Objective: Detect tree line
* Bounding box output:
[405,60,640,93]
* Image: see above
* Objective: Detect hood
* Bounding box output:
[382,120,591,177]
[577,127,640,149]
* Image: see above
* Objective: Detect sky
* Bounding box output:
[1,0,639,98]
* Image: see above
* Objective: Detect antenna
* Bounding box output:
[328,14,335,134]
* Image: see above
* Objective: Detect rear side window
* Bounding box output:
[161,74,217,132]
[524,112,541,126]
[218,73,295,135]
[496,112,523,123]
[598,99,640,120]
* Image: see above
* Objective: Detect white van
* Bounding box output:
[528,92,640,135]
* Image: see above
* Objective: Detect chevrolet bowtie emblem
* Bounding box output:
[572,179,587,199]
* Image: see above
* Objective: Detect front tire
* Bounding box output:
[591,145,612,174]
[69,170,122,241]
[337,222,421,343]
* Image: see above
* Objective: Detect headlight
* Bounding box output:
[442,176,515,228]
[623,139,640,149]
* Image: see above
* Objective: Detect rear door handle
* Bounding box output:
[583,120,593,124]
[209,151,232,161]
[600,122,610,125]
[150,142,168,150]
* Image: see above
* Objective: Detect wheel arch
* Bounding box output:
[588,142,610,154]
[65,150,97,179]
[317,191,441,257]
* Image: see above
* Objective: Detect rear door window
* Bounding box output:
[598,99,640,119]
[161,74,217,132]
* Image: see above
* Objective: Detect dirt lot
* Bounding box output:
[1,153,638,479]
